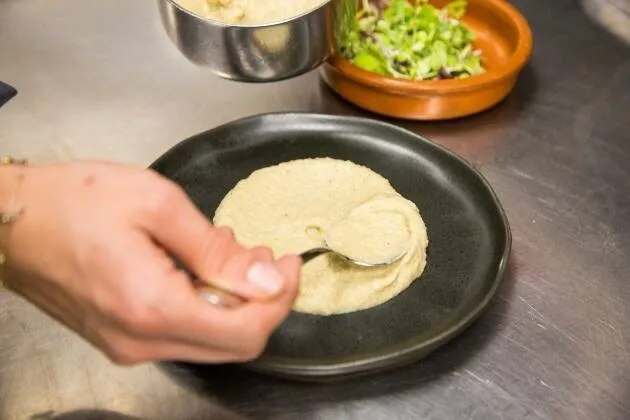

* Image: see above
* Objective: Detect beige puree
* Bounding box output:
[213,158,429,315]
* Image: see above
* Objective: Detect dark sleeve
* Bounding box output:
[0,81,17,109]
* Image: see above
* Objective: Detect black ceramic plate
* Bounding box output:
[150,113,511,381]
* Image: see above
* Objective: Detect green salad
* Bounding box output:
[339,0,485,80]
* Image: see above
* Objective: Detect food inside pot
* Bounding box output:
[175,0,328,25]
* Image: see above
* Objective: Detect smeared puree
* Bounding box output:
[213,158,429,315]
[325,195,412,266]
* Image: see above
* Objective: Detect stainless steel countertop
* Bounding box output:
[1,0,630,419]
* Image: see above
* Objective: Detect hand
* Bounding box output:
[1,161,301,365]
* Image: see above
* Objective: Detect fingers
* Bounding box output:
[124,172,304,361]
[138,176,284,301]
[105,232,302,363]
[205,245,285,300]
[187,254,302,356]
[156,255,302,360]
[232,254,302,329]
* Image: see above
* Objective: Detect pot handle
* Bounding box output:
[0,81,17,109]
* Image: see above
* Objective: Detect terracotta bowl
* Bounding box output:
[320,0,534,120]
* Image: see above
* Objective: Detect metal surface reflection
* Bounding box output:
[1,0,630,419]
[582,0,630,44]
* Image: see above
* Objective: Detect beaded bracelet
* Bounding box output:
[0,156,28,289]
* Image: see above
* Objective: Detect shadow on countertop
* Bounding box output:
[31,410,140,420]
[157,260,518,419]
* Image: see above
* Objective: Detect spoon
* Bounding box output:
[195,242,405,308]
[299,242,404,267]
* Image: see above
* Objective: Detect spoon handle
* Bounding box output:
[194,248,330,308]
[299,247,332,263]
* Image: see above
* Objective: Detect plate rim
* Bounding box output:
[149,112,512,380]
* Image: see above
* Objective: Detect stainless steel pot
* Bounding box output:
[157,0,355,83]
